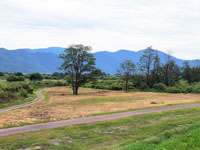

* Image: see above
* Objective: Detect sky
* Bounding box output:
[0,0,200,60]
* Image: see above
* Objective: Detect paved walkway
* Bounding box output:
[0,90,44,113]
[1,103,200,136]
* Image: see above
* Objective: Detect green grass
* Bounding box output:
[2,107,200,149]
[42,90,50,102]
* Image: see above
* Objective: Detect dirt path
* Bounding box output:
[1,103,200,136]
[0,90,44,113]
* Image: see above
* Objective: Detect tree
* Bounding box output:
[0,72,4,76]
[14,72,23,76]
[163,51,172,86]
[191,66,200,83]
[163,60,180,86]
[118,60,135,92]
[139,46,157,87]
[29,73,43,81]
[59,44,96,95]
[182,62,192,84]
[150,51,162,85]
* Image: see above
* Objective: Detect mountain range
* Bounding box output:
[0,47,199,74]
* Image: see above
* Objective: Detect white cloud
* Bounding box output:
[0,0,200,59]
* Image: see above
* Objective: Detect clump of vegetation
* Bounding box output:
[0,83,34,103]
[29,73,43,81]
[32,80,68,89]
[7,75,25,82]
[167,81,200,93]
[83,80,123,90]
[0,91,17,103]
[153,83,167,92]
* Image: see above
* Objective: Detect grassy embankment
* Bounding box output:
[1,107,200,149]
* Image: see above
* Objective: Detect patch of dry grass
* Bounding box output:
[0,87,200,128]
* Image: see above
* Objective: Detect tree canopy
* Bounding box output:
[59,44,96,95]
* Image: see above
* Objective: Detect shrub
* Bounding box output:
[2,84,21,92]
[0,72,4,76]
[0,90,18,103]
[17,76,25,81]
[82,80,123,90]
[167,87,187,93]
[153,83,167,92]
[7,75,25,82]
[29,73,43,81]
[22,84,34,94]
[19,89,28,97]
[7,75,17,82]
[55,81,68,86]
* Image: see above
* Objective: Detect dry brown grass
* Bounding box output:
[0,87,200,128]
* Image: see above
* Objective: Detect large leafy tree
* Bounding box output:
[59,44,96,95]
[118,60,135,92]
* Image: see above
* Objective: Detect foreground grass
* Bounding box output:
[1,107,200,149]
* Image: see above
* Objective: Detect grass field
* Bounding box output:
[1,106,200,149]
[0,87,200,128]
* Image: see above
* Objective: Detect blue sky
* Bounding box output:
[0,0,200,60]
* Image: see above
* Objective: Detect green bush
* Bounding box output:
[7,75,25,82]
[22,84,34,94]
[0,90,18,103]
[153,83,167,92]
[167,87,182,93]
[0,72,4,76]
[166,81,200,93]
[19,89,28,97]
[83,80,123,90]
[17,76,25,81]
[29,73,43,81]
[0,82,34,103]
[55,81,68,86]
[31,80,68,89]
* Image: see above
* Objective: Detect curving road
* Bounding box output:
[0,90,44,113]
[1,103,200,136]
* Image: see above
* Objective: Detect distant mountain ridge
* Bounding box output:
[0,47,199,74]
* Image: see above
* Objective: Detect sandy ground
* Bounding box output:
[0,87,200,128]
